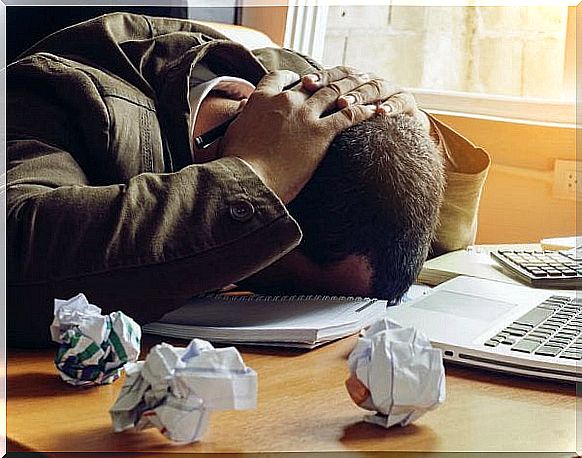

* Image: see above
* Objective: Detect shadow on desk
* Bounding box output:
[7,372,101,399]
[444,362,576,395]
[341,421,426,442]
[9,422,209,454]
[144,334,313,357]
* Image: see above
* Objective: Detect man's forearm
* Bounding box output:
[422,113,491,256]
[7,142,302,346]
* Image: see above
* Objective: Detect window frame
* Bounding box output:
[411,90,574,127]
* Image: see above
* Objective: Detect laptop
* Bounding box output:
[388,276,580,382]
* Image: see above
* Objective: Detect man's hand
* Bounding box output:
[302,66,430,133]
[220,70,376,204]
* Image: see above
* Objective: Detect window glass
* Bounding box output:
[322,6,570,100]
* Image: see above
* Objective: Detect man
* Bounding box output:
[6,13,489,346]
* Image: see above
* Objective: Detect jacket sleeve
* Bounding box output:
[7,139,301,347]
[426,114,491,257]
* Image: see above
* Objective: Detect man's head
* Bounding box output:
[243,114,445,304]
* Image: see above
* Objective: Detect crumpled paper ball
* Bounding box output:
[346,318,446,428]
[50,293,141,386]
[109,338,257,443]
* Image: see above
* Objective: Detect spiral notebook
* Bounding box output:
[143,293,387,349]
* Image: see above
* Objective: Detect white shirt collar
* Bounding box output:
[188,76,255,157]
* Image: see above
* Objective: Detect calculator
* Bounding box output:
[491,249,582,288]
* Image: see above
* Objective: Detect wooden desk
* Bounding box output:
[7,336,578,454]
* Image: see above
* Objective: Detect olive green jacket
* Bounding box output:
[6,13,489,346]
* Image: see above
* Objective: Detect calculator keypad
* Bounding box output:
[491,249,582,288]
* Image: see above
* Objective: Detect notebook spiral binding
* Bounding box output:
[201,293,371,302]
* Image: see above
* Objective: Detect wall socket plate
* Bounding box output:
[553,160,582,201]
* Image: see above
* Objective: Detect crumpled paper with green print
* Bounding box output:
[50,293,141,386]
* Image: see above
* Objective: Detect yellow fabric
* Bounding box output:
[428,114,491,256]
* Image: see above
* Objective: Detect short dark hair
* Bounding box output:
[288,114,445,304]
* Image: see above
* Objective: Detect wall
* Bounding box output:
[240,6,288,45]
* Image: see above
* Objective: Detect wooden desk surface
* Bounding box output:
[7,335,578,454]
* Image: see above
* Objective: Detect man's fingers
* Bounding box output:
[324,103,376,132]
[305,74,371,114]
[376,92,418,116]
[337,79,402,109]
[255,70,301,95]
[302,66,363,91]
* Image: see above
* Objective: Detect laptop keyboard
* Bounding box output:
[484,295,582,360]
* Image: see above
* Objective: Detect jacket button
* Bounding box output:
[230,200,255,222]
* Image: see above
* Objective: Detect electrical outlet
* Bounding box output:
[553,160,582,200]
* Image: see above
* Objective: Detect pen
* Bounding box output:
[193,80,302,150]
[193,117,234,149]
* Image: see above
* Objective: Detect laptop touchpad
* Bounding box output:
[410,290,517,323]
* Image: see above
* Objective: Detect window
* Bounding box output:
[284,4,575,125]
